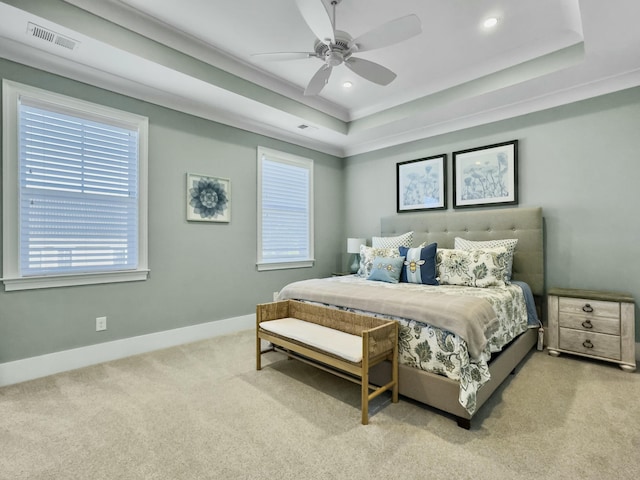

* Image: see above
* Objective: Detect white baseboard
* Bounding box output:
[2,324,637,388]
[0,314,255,388]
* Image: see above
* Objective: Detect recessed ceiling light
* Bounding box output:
[483,17,498,28]
[343,81,353,88]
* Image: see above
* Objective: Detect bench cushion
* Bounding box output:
[260,317,362,363]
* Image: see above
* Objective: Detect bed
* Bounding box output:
[278,207,544,428]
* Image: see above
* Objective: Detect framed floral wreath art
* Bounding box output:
[186,173,231,223]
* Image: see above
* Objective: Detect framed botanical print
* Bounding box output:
[453,140,518,209]
[397,154,447,212]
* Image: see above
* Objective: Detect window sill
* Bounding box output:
[257,260,315,271]
[2,269,150,291]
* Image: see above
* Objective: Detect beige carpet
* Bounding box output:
[1,329,639,480]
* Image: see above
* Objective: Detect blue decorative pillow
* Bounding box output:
[399,243,438,285]
[367,256,405,283]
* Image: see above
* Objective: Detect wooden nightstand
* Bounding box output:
[547,288,636,372]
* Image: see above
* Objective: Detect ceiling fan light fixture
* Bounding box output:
[326,50,344,66]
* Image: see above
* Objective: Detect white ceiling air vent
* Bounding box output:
[27,22,79,51]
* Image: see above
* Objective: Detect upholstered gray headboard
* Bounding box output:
[380,207,544,296]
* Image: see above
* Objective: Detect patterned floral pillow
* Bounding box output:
[436,247,509,288]
[454,237,518,281]
[357,245,402,277]
[371,231,413,249]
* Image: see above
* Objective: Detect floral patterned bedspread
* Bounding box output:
[295,276,529,414]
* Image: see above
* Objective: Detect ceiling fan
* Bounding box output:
[252,0,422,96]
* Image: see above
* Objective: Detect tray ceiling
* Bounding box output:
[1,0,639,156]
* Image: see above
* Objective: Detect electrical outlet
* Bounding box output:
[273,291,279,301]
[96,316,107,331]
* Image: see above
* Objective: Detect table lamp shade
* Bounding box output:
[347,238,366,254]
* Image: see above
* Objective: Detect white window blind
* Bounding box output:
[18,100,139,276]
[257,147,314,270]
[2,80,149,290]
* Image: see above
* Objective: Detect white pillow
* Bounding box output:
[437,247,509,288]
[454,237,518,281]
[371,231,413,249]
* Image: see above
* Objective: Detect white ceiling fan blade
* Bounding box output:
[349,14,422,52]
[251,52,316,61]
[304,64,333,96]
[295,0,335,45]
[345,57,397,86]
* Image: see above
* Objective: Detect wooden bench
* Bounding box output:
[256,300,398,425]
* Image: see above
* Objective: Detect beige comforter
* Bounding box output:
[278,277,499,359]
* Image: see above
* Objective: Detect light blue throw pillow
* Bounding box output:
[367,256,405,283]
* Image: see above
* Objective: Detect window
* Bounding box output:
[257,147,314,271]
[2,80,148,290]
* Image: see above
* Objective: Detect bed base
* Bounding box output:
[369,328,538,429]
[371,206,544,428]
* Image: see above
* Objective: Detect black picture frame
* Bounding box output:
[396,154,447,213]
[452,140,518,209]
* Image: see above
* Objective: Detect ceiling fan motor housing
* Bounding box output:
[314,31,353,66]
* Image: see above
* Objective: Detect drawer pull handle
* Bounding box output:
[581,320,593,329]
[582,339,594,349]
[582,304,594,313]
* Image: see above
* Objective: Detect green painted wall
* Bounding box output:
[0,58,345,362]
[344,86,640,341]
[2,59,639,364]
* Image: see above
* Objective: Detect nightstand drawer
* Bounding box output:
[559,328,621,360]
[557,313,620,335]
[558,297,619,319]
